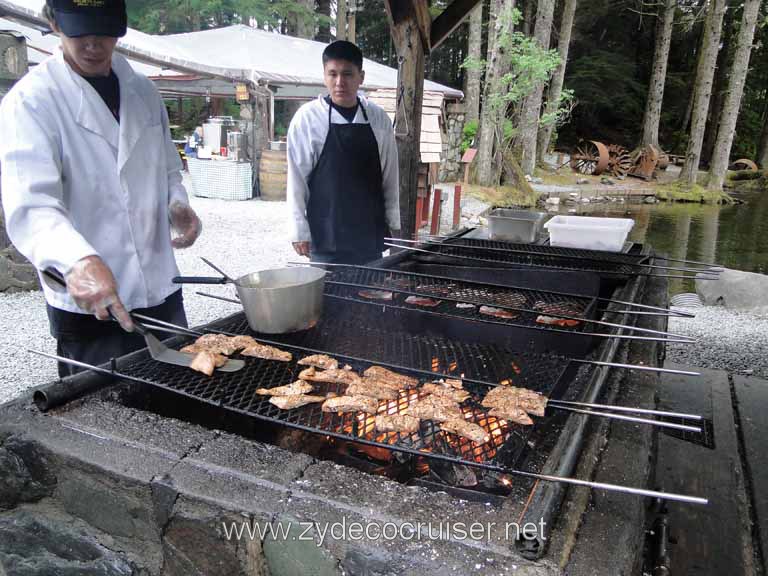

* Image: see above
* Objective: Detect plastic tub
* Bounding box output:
[487,209,549,243]
[544,215,634,252]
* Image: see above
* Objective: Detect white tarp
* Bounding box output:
[0,0,463,98]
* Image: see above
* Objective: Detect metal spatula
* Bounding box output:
[41,268,243,373]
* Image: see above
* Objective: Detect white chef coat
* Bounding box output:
[0,51,189,314]
[286,94,401,243]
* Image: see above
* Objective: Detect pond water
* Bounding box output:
[551,189,768,294]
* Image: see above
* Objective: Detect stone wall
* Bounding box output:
[439,103,465,182]
[0,33,39,293]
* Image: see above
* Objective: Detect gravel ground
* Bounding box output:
[666,306,768,378]
[2,184,767,404]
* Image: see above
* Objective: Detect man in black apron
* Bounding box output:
[287,41,401,265]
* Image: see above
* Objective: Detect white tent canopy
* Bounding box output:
[0,0,463,99]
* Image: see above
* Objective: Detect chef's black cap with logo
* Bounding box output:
[47,0,128,38]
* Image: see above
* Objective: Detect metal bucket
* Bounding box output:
[234,267,326,333]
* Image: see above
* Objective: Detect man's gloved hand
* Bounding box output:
[292,241,311,257]
[65,255,134,332]
[170,201,202,249]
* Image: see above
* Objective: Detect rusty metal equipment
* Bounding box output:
[730,158,758,172]
[570,140,610,175]
[571,141,673,181]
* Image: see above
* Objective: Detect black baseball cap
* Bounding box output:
[48,0,128,38]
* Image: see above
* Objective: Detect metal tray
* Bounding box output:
[488,209,549,243]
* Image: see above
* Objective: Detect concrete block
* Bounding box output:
[0,435,56,511]
[696,267,768,312]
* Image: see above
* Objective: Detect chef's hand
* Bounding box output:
[292,241,311,257]
[65,255,134,332]
[170,201,202,249]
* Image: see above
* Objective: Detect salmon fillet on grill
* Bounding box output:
[269,395,326,410]
[535,315,582,328]
[189,350,227,376]
[256,380,314,396]
[374,414,421,434]
[362,366,419,390]
[488,406,534,426]
[190,334,241,355]
[421,382,470,403]
[404,296,442,308]
[297,354,339,370]
[322,395,380,414]
[482,386,547,417]
[346,380,400,400]
[358,289,394,301]
[479,305,519,320]
[241,343,293,362]
[533,301,585,317]
[404,395,463,422]
[440,418,490,443]
[299,366,362,386]
[231,335,258,350]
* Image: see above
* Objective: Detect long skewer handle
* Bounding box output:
[572,359,700,376]
[551,405,701,433]
[549,400,702,420]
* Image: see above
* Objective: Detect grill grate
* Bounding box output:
[324,266,595,334]
[118,307,575,471]
[418,237,647,275]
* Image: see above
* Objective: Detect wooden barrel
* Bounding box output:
[259,149,287,201]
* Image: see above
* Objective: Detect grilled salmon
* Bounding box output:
[374,414,421,434]
[269,395,326,410]
[535,315,582,328]
[299,366,362,385]
[482,386,547,417]
[256,380,314,396]
[297,354,339,370]
[488,406,534,426]
[404,395,463,422]
[241,343,293,362]
[358,289,394,301]
[346,380,400,400]
[479,306,518,320]
[404,296,442,308]
[421,382,470,403]
[362,366,419,390]
[189,350,227,376]
[321,395,380,414]
[440,418,490,443]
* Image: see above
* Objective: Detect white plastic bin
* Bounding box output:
[544,216,635,252]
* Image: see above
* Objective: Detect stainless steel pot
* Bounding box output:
[173,261,325,333]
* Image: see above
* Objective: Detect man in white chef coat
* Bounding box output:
[0,0,202,376]
[287,40,401,265]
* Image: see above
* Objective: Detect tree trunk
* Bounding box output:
[476,0,516,187]
[522,0,533,35]
[640,0,676,148]
[336,0,347,41]
[707,0,762,190]
[386,3,425,241]
[347,0,357,42]
[678,0,727,185]
[519,0,557,175]
[537,0,578,161]
[287,0,315,38]
[316,0,332,42]
[701,4,736,165]
[759,113,768,169]
[464,3,484,125]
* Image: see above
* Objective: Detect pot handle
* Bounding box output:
[172,276,229,284]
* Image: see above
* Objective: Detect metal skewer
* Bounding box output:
[285,262,694,341]
[385,237,720,276]
[419,234,724,271]
[385,242,719,281]
[288,261,697,318]
[132,315,703,405]
[29,346,707,506]
[548,406,700,432]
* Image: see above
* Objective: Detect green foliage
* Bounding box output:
[127,0,316,34]
[655,182,735,204]
[461,120,478,154]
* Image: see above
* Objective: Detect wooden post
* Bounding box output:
[415,197,424,233]
[336,0,347,40]
[385,0,427,243]
[430,188,442,235]
[453,184,462,228]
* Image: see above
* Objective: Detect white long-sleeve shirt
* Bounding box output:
[286,94,401,243]
[0,51,189,313]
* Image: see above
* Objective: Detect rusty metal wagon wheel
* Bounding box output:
[730,158,758,172]
[607,144,633,179]
[628,144,661,181]
[570,140,610,176]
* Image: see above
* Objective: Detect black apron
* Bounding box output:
[307,98,386,263]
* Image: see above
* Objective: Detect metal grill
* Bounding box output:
[324,266,595,334]
[118,308,575,471]
[415,237,647,275]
